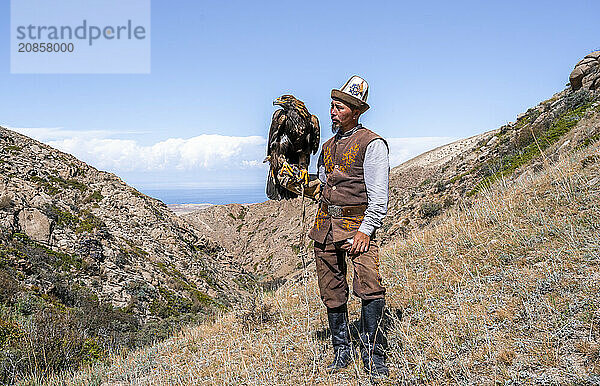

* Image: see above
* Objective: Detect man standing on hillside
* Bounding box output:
[308,75,389,378]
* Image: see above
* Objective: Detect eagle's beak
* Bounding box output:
[273,98,283,106]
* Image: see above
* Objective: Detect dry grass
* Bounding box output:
[26,143,600,385]
[382,144,600,383]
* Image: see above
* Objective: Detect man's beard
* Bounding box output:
[331,121,340,134]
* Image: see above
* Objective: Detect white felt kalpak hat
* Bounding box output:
[331,75,370,113]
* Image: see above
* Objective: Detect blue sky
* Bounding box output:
[2,0,599,191]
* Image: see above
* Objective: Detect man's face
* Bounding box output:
[330,99,356,131]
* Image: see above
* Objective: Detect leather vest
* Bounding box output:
[308,126,386,244]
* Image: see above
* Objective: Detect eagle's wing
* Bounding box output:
[267,109,286,156]
[309,114,320,155]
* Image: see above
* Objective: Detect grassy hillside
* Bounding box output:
[32,137,600,384]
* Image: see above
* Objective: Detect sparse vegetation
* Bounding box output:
[0,127,238,384]
[577,131,600,150]
[12,232,83,271]
[149,286,193,318]
[75,210,105,234]
[153,261,219,312]
[290,243,301,254]
[3,145,22,153]
[420,201,442,218]
[0,229,223,384]
[0,233,141,384]
[123,240,148,258]
[442,196,454,208]
[44,204,79,228]
[28,175,88,196]
[29,175,62,195]
[238,206,248,221]
[130,189,145,198]
[433,180,446,193]
[419,178,433,187]
[82,190,103,204]
[450,166,479,184]
[237,290,278,330]
[469,94,595,196]
[42,205,106,234]
[48,176,88,192]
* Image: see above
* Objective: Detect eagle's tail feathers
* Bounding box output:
[266,168,298,200]
[266,169,281,200]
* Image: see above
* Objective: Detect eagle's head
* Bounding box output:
[273,94,298,109]
[273,95,310,120]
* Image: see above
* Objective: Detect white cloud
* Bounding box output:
[46,135,266,172]
[9,127,267,172]
[9,126,456,175]
[387,136,457,167]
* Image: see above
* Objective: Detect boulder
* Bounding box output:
[18,208,52,244]
[570,51,600,91]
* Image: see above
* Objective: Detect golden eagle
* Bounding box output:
[265,95,320,200]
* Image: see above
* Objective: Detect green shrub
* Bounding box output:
[0,290,139,384]
[420,201,442,218]
[75,210,105,234]
[0,317,23,348]
[150,287,192,318]
[44,205,79,228]
[83,190,103,203]
[3,145,22,153]
[82,338,105,364]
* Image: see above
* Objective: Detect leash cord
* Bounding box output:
[298,184,319,377]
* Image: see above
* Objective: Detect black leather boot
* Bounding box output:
[326,304,352,372]
[360,298,389,378]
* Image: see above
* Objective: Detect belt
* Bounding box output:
[320,203,367,218]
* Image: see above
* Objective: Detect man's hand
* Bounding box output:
[349,231,370,254]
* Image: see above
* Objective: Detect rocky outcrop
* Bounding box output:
[0,127,250,320]
[570,51,600,91]
[17,207,52,243]
[183,199,317,283]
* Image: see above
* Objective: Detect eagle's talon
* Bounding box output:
[299,169,309,186]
